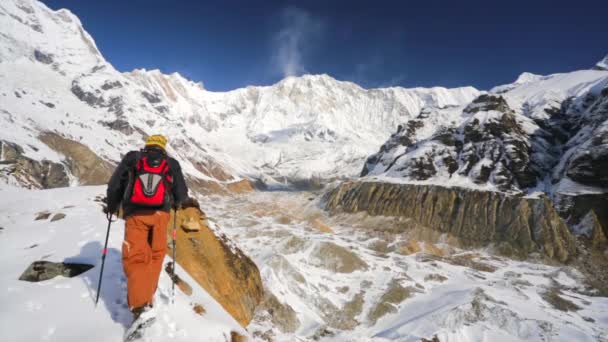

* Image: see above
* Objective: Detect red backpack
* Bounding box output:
[128,151,173,207]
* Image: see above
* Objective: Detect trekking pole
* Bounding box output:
[171,208,177,305]
[95,212,113,307]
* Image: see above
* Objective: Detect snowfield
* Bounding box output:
[0,185,247,342]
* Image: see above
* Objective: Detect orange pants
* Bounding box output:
[122,210,170,309]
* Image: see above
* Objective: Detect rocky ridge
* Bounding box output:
[324,181,578,262]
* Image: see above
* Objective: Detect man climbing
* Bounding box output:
[105,134,188,321]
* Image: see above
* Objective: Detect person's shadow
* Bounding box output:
[64,241,132,329]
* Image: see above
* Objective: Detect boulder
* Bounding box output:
[325,181,577,262]
[168,201,263,327]
[19,261,93,282]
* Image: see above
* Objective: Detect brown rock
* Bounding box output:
[226,179,255,193]
[325,182,577,262]
[192,303,206,316]
[179,207,205,232]
[39,132,113,185]
[230,331,247,342]
[368,280,419,324]
[164,262,193,296]
[311,218,334,233]
[186,176,255,195]
[168,207,264,327]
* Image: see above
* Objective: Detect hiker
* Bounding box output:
[105,134,188,320]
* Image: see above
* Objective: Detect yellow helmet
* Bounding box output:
[145,134,168,150]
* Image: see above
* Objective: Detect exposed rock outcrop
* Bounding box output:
[19,261,93,282]
[0,140,69,188]
[256,292,300,333]
[168,200,264,327]
[325,181,577,262]
[39,132,114,185]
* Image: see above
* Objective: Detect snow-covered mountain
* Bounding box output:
[362,67,608,196]
[0,0,479,190]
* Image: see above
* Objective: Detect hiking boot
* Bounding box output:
[131,303,153,321]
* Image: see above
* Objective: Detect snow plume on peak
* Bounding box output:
[273,7,323,77]
[594,54,608,71]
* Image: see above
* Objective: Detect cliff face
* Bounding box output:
[324,181,577,262]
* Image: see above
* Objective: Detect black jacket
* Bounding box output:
[106,147,188,217]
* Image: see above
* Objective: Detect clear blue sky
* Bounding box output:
[42,0,607,92]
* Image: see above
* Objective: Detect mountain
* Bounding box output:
[0,0,479,191]
[361,68,608,192]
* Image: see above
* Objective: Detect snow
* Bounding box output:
[0,186,246,341]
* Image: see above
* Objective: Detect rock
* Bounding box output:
[35,211,51,220]
[368,280,419,323]
[257,292,300,333]
[186,176,255,195]
[19,261,93,282]
[226,179,255,193]
[310,218,333,233]
[230,331,247,342]
[310,241,368,273]
[424,274,448,282]
[541,287,580,312]
[589,211,608,251]
[39,132,114,185]
[1,140,69,189]
[566,147,608,187]
[169,206,263,327]
[141,91,162,104]
[192,303,205,316]
[100,80,122,90]
[164,262,193,296]
[99,119,134,135]
[34,49,53,64]
[325,182,577,262]
[179,207,205,232]
[554,193,608,249]
[449,253,497,273]
[50,213,66,222]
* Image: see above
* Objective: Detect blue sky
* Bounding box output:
[43,0,607,92]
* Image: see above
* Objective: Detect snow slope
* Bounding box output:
[0,185,247,341]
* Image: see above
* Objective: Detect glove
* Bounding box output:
[103,203,118,215]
